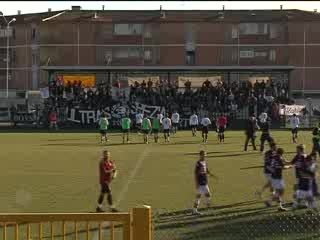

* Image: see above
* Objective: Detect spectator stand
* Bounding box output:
[41,65,294,129]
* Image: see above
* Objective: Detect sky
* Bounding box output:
[1,1,320,15]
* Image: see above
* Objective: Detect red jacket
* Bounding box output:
[49,112,57,122]
[217,116,227,127]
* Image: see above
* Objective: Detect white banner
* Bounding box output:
[279,104,305,116]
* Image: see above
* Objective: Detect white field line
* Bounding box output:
[92,145,151,240]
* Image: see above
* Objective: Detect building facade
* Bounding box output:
[1,7,320,96]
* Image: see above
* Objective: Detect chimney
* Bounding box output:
[17,10,21,15]
[160,5,162,11]
[48,8,51,12]
[102,5,105,10]
[223,5,225,11]
[280,5,283,10]
[71,6,81,11]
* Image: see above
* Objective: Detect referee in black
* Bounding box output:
[244,113,259,151]
[259,113,274,153]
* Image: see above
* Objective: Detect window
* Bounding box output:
[186,51,195,65]
[239,23,268,35]
[240,49,254,58]
[0,28,12,38]
[114,48,128,58]
[269,24,278,39]
[32,53,37,65]
[232,49,238,62]
[113,48,141,58]
[232,25,238,39]
[11,50,16,64]
[114,24,143,35]
[255,52,268,57]
[12,28,15,40]
[128,47,140,58]
[269,49,276,62]
[32,28,36,40]
[185,23,196,43]
[105,51,112,65]
[144,25,152,38]
[144,50,152,61]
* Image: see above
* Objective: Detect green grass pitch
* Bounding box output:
[0,130,319,240]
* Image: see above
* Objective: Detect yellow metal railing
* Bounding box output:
[0,206,152,240]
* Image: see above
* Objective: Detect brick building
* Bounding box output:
[1,7,320,97]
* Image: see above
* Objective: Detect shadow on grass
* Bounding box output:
[240,165,264,170]
[41,142,146,147]
[155,206,272,230]
[184,150,243,156]
[156,200,260,218]
[206,152,258,158]
[47,138,88,142]
[154,204,320,240]
[155,141,201,146]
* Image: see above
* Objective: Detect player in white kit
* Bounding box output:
[201,117,212,143]
[289,114,300,143]
[190,113,199,137]
[162,115,172,143]
[171,111,180,135]
[135,111,143,134]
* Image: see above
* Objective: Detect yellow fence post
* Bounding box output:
[123,213,132,240]
[132,205,152,240]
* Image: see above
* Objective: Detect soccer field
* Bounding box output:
[0,130,319,240]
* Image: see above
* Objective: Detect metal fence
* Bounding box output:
[152,205,320,240]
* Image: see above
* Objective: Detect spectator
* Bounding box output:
[47,75,291,127]
[147,78,153,89]
[185,80,191,90]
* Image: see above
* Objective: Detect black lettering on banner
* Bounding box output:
[62,103,199,128]
[13,112,36,123]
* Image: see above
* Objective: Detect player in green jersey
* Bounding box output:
[121,115,132,144]
[99,113,109,144]
[142,117,152,144]
[152,115,161,143]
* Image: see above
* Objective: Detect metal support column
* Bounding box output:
[108,71,111,84]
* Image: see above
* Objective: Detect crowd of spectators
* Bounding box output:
[46,76,291,122]
[129,78,291,120]
[46,79,115,111]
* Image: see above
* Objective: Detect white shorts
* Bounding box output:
[296,190,313,200]
[198,185,210,195]
[265,174,272,182]
[271,179,285,190]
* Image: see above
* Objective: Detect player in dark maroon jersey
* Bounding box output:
[256,142,277,198]
[96,150,118,212]
[291,144,307,199]
[293,151,317,210]
[192,150,218,215]
[264,148,291,211]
